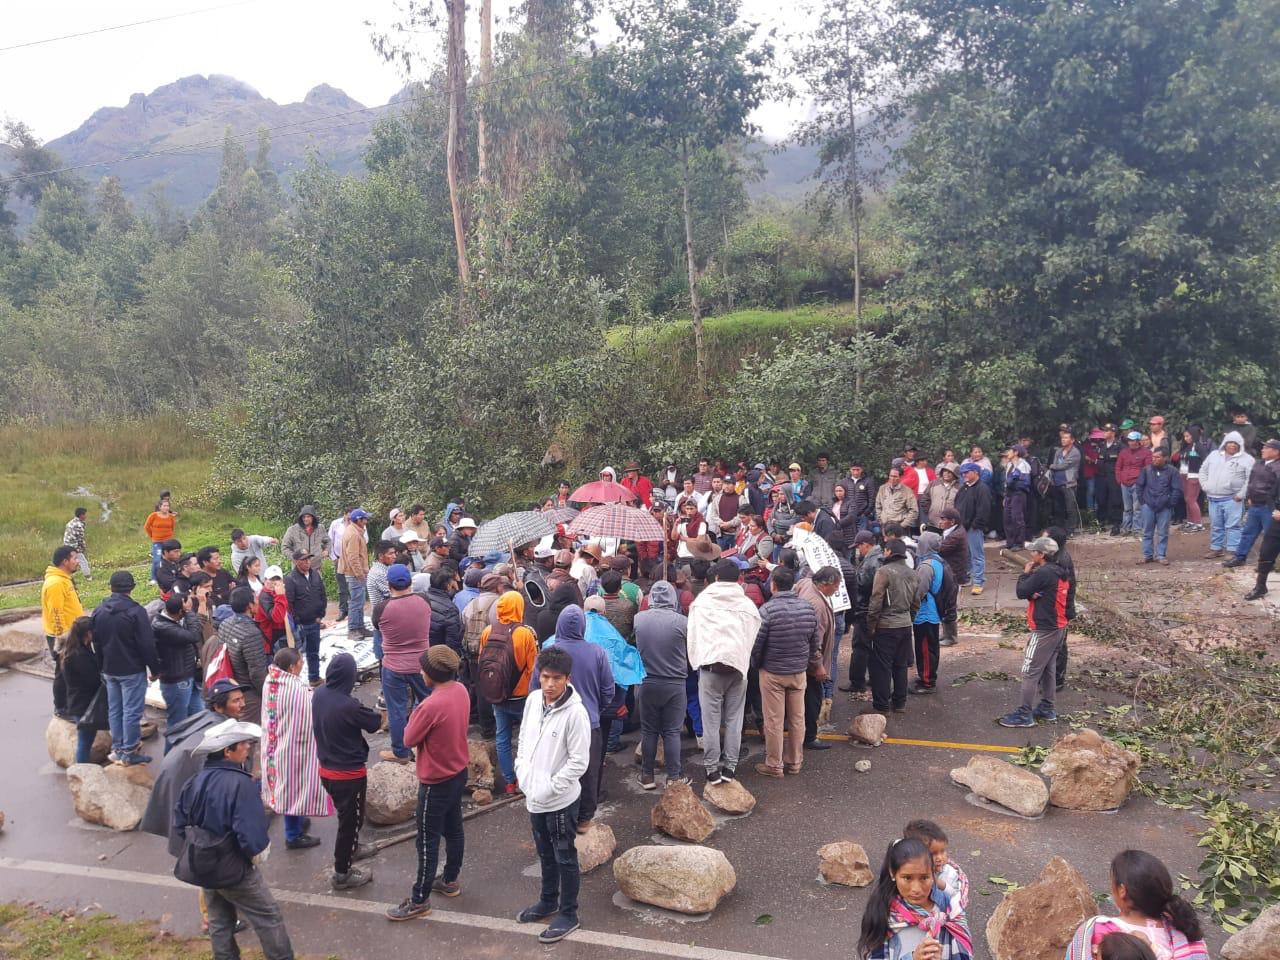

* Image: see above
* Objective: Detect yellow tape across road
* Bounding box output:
[817,732,1021,753]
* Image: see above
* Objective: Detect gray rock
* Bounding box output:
[1222,902,1280,960]
[702,779,756,815]
[950,755,1049,818]
[848,713,886,746]
[613,845,736,914]
[364,761,417,825]
[575,821,616,874]
[46,716,112,767]
[66,763,152,831]
[0,620,46,666]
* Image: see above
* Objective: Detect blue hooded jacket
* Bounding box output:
[173,756,270,861]
[543,606,615,727]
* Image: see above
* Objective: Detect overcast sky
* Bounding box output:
[1,0,805,144]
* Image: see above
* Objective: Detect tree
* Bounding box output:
[2,120,81,206]
[600,0,773,393]
[791,0,903,321]
[444,0,472,287]
[887,0,1280,427]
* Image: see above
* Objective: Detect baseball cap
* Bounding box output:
[1101,422,1117,432]
[553,549,573,568]
[457,517,478,531]
[429,536,448,550]
[399,530,423,544]
[160,538,182,552]
[387,563,413,588]
[291,548,312,561]
[206,678,251,701]
[1264,439,1280,452]
[349,509,370,521]
[958,463,980,475]
[534,544,555,559]
[1029,536,1059,555]
[1127,431,1143,441]
[788,462,802,471]
[264,565,284,580]
[853,531,876,546]
[1120,419,1136,430]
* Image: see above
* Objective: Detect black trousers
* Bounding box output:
[336,572,350,617]
[803,675,823,743]
[577,724,605,824]
[913,622,941,687]
[1055,626,1071,689]
[1096,473,1121,526]
[320,774,367,875]
[1255,528,1280,588]
[869,627,913,711]
[411,769,466,904]
[848,615,871,691]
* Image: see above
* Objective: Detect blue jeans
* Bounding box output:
[103,671,148,755]
[1141,506,1172,560]
[284,815,307,842]
[966,527,987,586]
[345,576,367,634]
[295,621,321,680]
[75,726,97,764]
[1085,477,1096,512]
[1120,484,1140,531]
[150,542,163,581]
[1236,504,1274,560]
[1208,497,1243,552]
[373,628,383,663]
[383,667,429,759]
[493,700,527,785]
[160,677,204,732]
[685,669,703,736]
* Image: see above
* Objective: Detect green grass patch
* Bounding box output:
[0,902,338,959]
[0,418,280,610]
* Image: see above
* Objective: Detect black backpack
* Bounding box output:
[477,620,520,705]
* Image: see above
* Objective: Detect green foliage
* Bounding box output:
[1194,796,1280,932]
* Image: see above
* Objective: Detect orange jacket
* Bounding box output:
[478,592,538,698]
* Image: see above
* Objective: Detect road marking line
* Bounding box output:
[816,732,1021,753]
[0,856,790,960]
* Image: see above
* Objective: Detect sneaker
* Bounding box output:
[998,709,1036,728]
[375,694,387,711]
[332,866,373,890]
[753,762,784,779]
[970,585,984,596]
[705,768,722,785]
[107,751,122,764]
[719,767,736,781]
[285,834,321,850]
[1109,526,1122,536]
[352,842,380,862]
[1245,586,1269,601]
[639,772,656,790]
[784,764,802,775]
[908,680,935,695]
[120,751,152,765]
[1033,706,1057,722]
[539,915,580,944]
[1137,557,1154,564]
[575,819,592,834]
[380,750,413,764]
[517,902,559,924]
[891,705,907,714]
[503,782,521,796]
[386,898,431,921]
[432,878,461,898]
[938,636,957,647]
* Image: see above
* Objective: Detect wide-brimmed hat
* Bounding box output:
[686,538,722,562]
[194,718,263,756]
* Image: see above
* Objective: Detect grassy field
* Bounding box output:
[0,419,279,611]
[0,902,336,959]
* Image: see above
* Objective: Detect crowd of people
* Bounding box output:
[34,417,1265,959]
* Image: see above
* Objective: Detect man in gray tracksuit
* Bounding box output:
[633,581,689,788]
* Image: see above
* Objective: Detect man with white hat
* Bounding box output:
[448,517,478,565]
[173,718,293,960]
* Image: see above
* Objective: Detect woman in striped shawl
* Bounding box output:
[261,648,333,849]
[858,838,973,960]
[1066,850,1209,960]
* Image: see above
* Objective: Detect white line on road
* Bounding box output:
[0,856,791,960]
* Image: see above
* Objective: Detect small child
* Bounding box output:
[904,819,969,919]
[857,837,973,960]
[1098,932,1157,960]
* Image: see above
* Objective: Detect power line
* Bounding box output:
[0,65,564,185]
[0,1,257,53]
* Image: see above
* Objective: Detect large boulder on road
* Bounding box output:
[950,755,1048,818]
[46,716,112,767]
[66,762,152,831]
[613,846,736,914]
[1040,729,1140,811]
[986,856,1094,960]
[651,779,714,843]
[364,761,417,825]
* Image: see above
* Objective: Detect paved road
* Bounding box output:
[0,627,1222,960]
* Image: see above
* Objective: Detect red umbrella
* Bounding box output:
[567,503,665,542]
[568,480,636,504]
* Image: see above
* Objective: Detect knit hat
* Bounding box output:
[426,645,461,674]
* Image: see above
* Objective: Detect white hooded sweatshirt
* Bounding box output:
[515,683,591,814]
[1199,430,1255,499]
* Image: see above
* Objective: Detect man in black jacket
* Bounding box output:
[840,532,880,696]
[155,539,184,596]
[312,652,382,891]
[751,567,819,779]
[424,567,464,654]
[219,587,269,726]
[154,593,205,727]
[1094,424,1123,533]
[956,464,993,594]
[1245,439,1280,601]
[284,551,327,684]
[840,464,877,532]
[91,570,159,765]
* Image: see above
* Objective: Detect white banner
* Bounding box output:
[790,527,852,613]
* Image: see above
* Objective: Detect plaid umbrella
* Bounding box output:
[567,503,665,542]
[467,511,556,557]
[544,506,579,523]
[568,480,635,504]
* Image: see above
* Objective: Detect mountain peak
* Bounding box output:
[302,84,363,111]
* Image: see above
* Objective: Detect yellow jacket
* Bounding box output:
[41,566,84,637]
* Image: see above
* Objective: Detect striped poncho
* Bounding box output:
[261,664,334,818]
[1066,916,1209,960]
